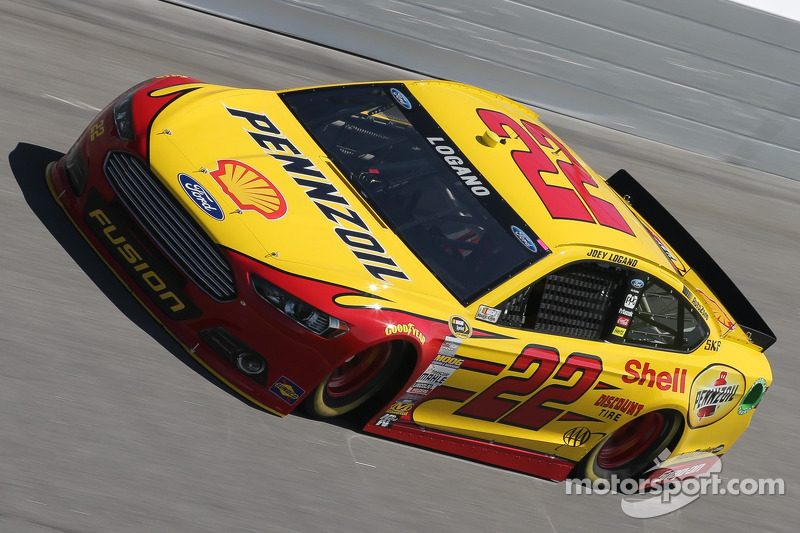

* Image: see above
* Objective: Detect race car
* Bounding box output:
[46,75,774,482]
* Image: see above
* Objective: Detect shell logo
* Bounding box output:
[210,159,287,220]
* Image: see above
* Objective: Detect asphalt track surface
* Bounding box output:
[1,1,797,531]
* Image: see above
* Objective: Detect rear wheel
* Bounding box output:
[577,410,683,481]
[304,342,403,418]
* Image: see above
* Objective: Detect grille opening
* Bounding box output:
[104,152,236,301]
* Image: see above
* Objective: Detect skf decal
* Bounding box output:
[594,394,644,422]
[622,360,687,393]
[225,106,409,283]
[688,365,744,428]
[385,322,426,344]
[704,340,721,351]
[449,315,472,339]
[179,174,224,220]
[210,160,287,220]
[270,376,305,405]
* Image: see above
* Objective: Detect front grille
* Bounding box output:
[104,152,236,301]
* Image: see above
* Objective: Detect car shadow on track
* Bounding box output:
[8,142,366,432]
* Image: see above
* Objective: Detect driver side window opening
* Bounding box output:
[496,260,708,352]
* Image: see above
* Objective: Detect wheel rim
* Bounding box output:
[325,344,390,398]
[597,411,667,470]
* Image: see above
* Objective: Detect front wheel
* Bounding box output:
[576,409,683,481]
[304,342,404,418]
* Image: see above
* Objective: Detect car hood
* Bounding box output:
[145,85,452,304]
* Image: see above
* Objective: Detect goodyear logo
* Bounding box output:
[385,322,425,345]
[270,376,305,405]
[211,160,287,220]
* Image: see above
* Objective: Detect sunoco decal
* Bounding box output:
[225,106,409,282]
[210,160,287,220]
[270,376,305,405]
[179,174,224,220]
[688,365,745,428]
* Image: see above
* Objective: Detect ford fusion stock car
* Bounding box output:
[47,76,774,482]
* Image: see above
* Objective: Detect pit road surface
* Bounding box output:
[1,0,796,531]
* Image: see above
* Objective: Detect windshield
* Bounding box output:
[281,83,550,303]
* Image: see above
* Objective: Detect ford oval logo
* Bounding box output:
[511,225,538,253]
[179,174,224,220]
[631,278,645,289]
[390,88,412,110]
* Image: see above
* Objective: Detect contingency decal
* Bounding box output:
[225,105,409,283]
[270,376,306,406]
[477,108,634,236]
[612,277,644,338]
[210,160,287,220]
[375,337,466,428]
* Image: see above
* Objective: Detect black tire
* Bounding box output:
[577,410,683,481]
[304,341,404,418]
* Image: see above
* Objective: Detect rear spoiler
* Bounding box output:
[607,169,776,351]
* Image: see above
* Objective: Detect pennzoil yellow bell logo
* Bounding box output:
[211,159,287,219]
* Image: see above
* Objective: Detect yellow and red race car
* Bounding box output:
[47,76,774,482]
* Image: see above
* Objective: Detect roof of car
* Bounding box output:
[399,80,673,270]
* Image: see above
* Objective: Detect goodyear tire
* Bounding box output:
[304,342,404,418]
[577,410,683,482]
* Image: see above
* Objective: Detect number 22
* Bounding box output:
[455,345,602,431]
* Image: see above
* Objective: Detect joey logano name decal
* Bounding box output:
[225,106,409,283]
